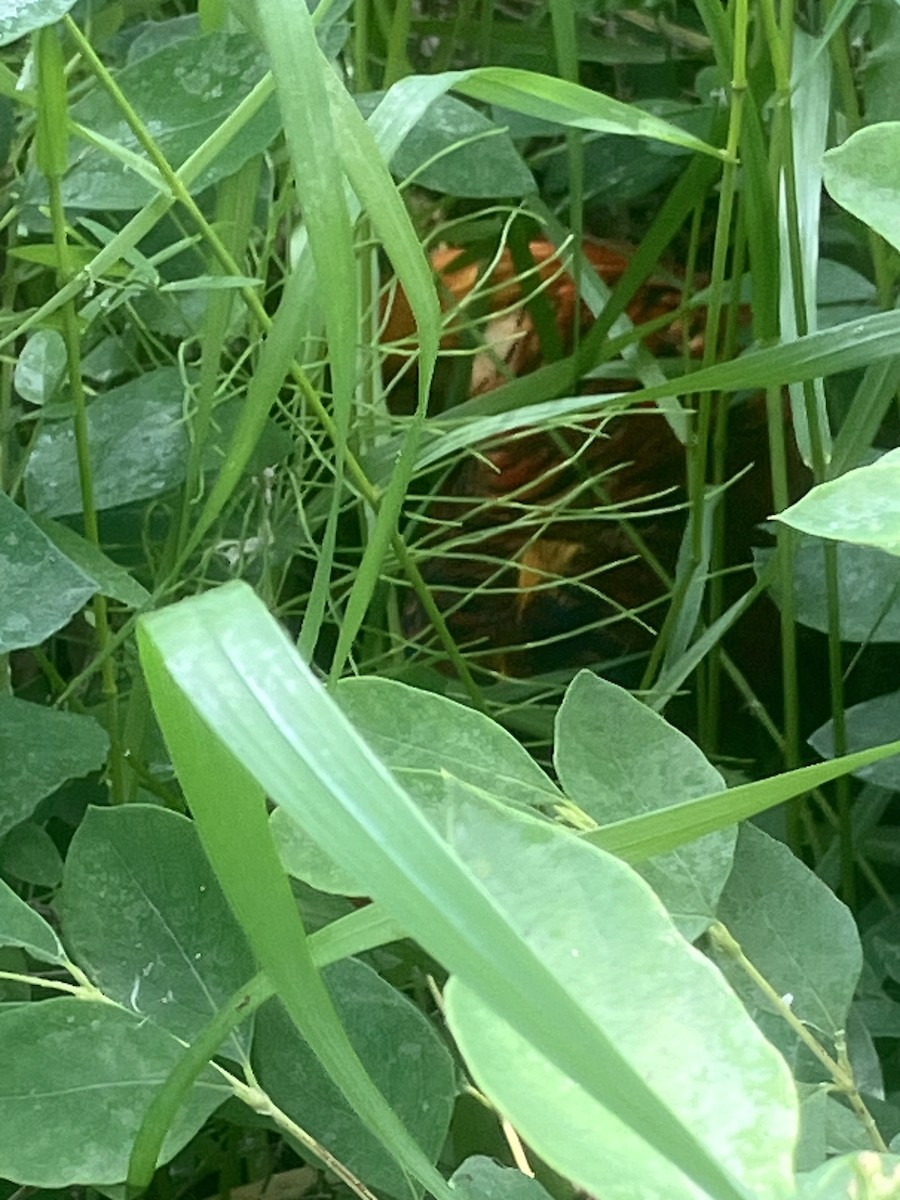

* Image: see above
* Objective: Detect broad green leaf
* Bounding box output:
[13,329,67,405]
[450,1157,555,1200]
[555,672,735,939]
[796,1085,829,1173]
[357,92,534,197]
[2,74,274,349]
[798,1153,900,1200]
[33,516,151,608]
[270,806,361,895]
[0,493,96,651]
[0,821,64,887]
[817,260,879,329]
[25,368,289,517]
[61,805,256,1056]
[0,696,108,839]
[757,538,900,642]
[125,12,201,61]
[0,999,229,1186]
[82,334,134,385]
[0,876,66,964]
[0,949,30,1002]
[441,784,797,1200]
[139,600,454,1200]
[254,958,456,1200]
[25,368,188,516]
[0,0,76,46]
[810,691,900,792]
[137,582,766,1200]
[56,34,280,209]
[823,123,900,253]
[714,825,862,1039]
[337,677,562,812]
[275,641,564,892]
[777,451,900,556]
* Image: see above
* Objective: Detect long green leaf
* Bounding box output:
[138,616,452,1200]
[447,67,724,158]
[587,738,900,862]
[138,582,755,1200]
[423,305,900,432]
[370,68,722,160]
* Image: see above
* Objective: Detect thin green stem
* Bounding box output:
[38,25,127,805]
[708,922,887,1152]
[353,0,373,92]
[675,0,746,744]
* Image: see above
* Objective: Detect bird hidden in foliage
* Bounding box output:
[384,238,787,678]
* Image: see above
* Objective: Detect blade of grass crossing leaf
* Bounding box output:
[55,19,341,585]
[412,307,900,465]
[138,584,757,1200]
[127,972,273,1192]
[532,201,678,407]
[494,307,900,421]
[448,68,725,158]
[573,150,723,371]
[137,624,453,1200]
[647,559,770,712]
[420,152,724,432]
[588,737,900,862]
[177,160,261,553]
[326,73,440,368]
[127,905,404,1192]
[372,67,723,159]
[805,0,858,73]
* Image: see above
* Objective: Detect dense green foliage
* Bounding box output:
[2,0,900,1198]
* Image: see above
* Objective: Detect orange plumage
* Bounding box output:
[387,239,787,677]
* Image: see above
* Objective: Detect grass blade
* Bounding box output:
[138,581,757,1200]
